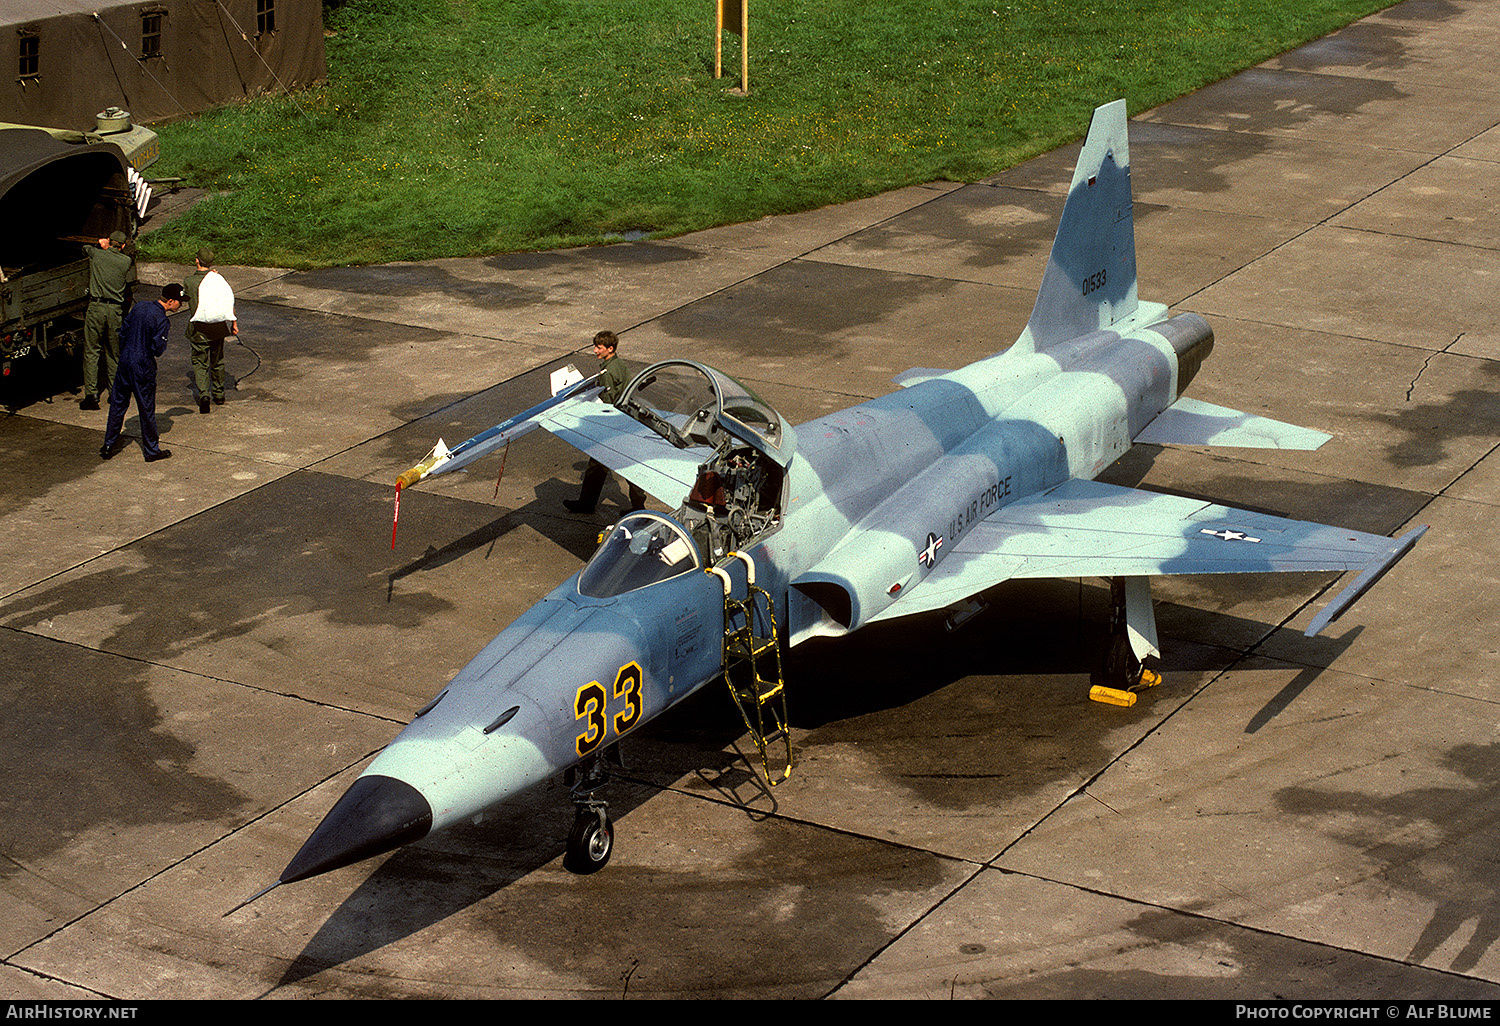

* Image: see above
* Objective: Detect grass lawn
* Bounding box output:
[142,0,1399,269]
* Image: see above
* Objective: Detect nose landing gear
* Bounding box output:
[563,745,619,874]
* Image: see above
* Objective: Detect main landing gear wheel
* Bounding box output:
[1090,579,1164,707]
[564,808,613,874]
[1103,633,1134,690]
[1091,636,1163,706]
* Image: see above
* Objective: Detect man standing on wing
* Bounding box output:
[564,330,647,514]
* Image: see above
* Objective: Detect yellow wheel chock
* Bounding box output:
[1089,667,1162,707]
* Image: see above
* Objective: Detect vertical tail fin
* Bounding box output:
[1012,99,1141,354]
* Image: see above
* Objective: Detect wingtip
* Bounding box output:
[1304,525,1428,637]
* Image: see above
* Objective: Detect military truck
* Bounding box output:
[0,113,155,380]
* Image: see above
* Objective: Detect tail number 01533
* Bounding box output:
[574,662,645,757]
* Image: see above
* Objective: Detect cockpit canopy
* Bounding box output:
[607,360,795,564]
[618,360,795,467]
[577,512,702,599]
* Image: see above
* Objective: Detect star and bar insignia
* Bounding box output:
[1200,527,1262,543]
[918,532,944,568]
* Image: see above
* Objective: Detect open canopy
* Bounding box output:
[618,360,796,468]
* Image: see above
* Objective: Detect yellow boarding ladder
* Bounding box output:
[709,551,791,786]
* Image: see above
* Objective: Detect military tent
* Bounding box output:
[3,0,326,128]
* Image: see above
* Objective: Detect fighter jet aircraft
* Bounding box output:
[259,99,1425,898]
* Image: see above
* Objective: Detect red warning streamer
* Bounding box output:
[390,480,402,550]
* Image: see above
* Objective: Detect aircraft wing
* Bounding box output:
[868,478,1424,637]
[395,383,700,506]
[396,378,602,489]
[536,399,703,504]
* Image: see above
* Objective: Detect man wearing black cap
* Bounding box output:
[100,284,183,463]
[80,231,134,410]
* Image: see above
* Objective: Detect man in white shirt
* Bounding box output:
[184,248,237,413]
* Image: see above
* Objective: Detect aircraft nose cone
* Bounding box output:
[280,774,434,884]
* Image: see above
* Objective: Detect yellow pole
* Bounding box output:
[714,0,749,94]
[715,0,724,79]
[739,0,748,94]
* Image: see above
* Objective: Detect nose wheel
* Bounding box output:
[563,745,618,874]
[565,804,613,874]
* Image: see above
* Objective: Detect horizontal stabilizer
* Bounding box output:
[1136,396,1331,450]
[892,368,954,388]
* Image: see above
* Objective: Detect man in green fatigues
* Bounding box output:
[564,330,648,514]
[80,231,134,410]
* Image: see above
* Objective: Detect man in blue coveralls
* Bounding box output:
[100,284,185,463]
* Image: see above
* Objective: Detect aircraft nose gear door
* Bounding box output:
[710,552,791,786]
